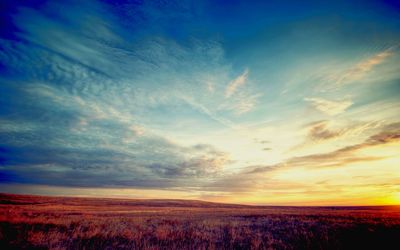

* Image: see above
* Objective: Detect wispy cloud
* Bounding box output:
[206,123,400,192]
[180,95,241,129]
[0,132,231,188]
[316,47,397,92]
[225,68,249,98]
[304,97,353,116]
[218,69,261,115]
[206,80,215,93]
[0,0,236,189]
[305,120,343,141]
[304,120,381,142]
[219,93,261,115]
[259,122,400,173]
[334,49,394,88]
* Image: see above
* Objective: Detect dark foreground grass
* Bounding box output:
[1,193,399,249]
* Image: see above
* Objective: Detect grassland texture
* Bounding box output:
[1,194,400,249]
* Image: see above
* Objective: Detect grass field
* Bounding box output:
[1,193,400,249]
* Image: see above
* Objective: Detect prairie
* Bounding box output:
[1,193,399,249]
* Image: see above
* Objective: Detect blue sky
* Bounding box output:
[1,0,400,205]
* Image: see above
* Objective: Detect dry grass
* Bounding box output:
[1,193,400,249]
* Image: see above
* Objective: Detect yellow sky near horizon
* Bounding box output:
[2,140,399,206]
[1,1,400,206]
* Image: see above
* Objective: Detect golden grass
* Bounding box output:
[1,193,400,249]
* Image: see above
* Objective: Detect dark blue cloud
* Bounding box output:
[0,0,233,188]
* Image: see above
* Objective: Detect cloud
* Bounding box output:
[254,139,270,144]
[303,120,381,142]
[305,120,342,141]
[206,81,214,93]
[218,69,261,115]
[335,49,394,88]
[0,133,231,188]
[219,92,261,115]
[1,0,399,201]
[206,123,400,192]
[277,123,400,170]
[0,0,237,189]
[304,97,353,116]
[225,68,249,98]
[316,47,397,92]
[180,95,241,129]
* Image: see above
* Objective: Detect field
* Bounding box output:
[1,194,400,249]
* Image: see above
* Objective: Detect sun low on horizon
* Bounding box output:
[0,0,399,206]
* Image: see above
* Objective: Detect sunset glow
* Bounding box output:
[1,0,399,205]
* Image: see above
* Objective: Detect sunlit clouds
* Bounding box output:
[225,69,249,98]
[1,0,400,205]
[333,48,395,88]
[304,97,353,116]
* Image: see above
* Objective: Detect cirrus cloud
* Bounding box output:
[304,97,353,116]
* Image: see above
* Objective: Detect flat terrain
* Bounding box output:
[1,194,400,249]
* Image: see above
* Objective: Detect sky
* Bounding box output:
[0,0,400,205]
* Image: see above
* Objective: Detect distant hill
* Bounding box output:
[1,193,398,210]
[0,193,249,208]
